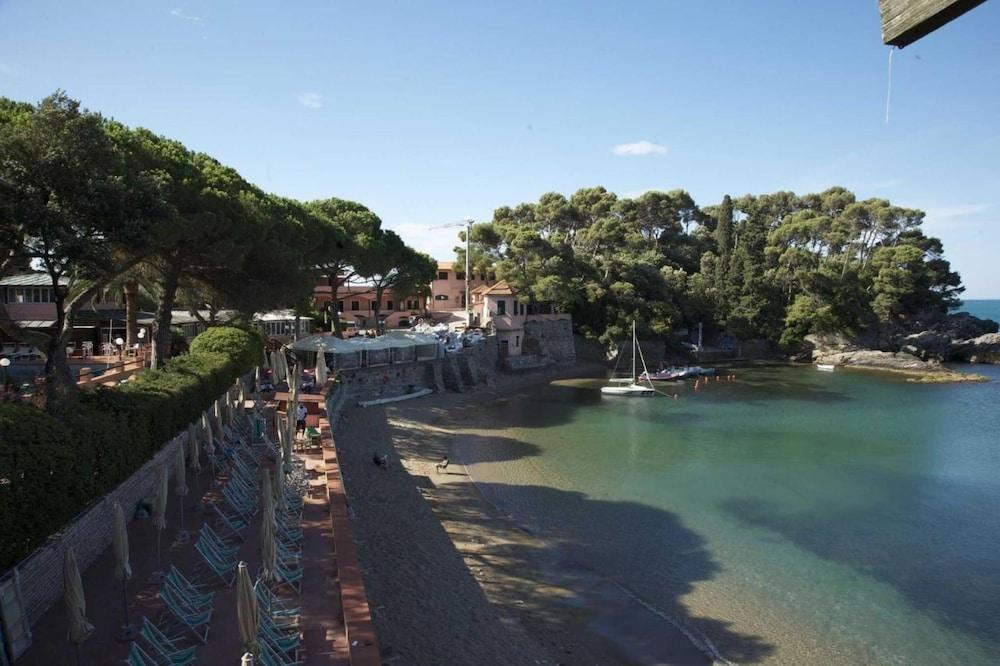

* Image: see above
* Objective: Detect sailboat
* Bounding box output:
[601,322,657,396]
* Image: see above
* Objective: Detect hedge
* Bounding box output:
[0,326,262,572]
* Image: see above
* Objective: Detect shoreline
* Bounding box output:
[334,361,716,665]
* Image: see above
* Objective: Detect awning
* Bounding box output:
[15,320,56,328]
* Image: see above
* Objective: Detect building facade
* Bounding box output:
[428,261,493,313]
[472,280,570,358]
[314,282,425,333]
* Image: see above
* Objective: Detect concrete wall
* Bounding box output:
[5,433,185,626]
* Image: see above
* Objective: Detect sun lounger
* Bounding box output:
[159,587,211,644]
[211,502,247,539]
[125,641,161,666]
[166,567,215,606]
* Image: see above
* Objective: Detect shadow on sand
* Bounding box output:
[337,404,775,664]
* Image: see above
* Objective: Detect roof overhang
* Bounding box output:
[879,0,987,48]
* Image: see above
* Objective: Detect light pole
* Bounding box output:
[1,357,10,389]
[463,217,472,324]
[115,336,124,363]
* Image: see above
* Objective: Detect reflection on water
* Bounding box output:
[458,365,1000,664]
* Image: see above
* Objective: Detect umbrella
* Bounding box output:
[242,653,255,666]
[259,472,276,589]
[112,501,136,640]
[286,360,300,471]
[274,456,286,514]
[315,350,328,386]
[174,442,189,541]
[236,562,259,656]
[254,365,262,392]
[152,464,168,578]
[188,424,201,473]
[271,350,285,384]
[63,547,94,663]
[262,347,270,370]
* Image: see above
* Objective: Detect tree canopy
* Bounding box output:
[466,186,963,348]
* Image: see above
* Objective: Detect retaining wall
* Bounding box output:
[5,434,185,626]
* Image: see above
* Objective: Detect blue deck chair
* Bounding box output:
[195,537,236,586]
[211,502,247,538]
[167,566,215,605]
[125,641,160,666]
[158,589,211,644]
[139,617,197,665]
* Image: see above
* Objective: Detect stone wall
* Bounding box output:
[522,318,576,364]
[338,336,499,402]
[3,432,185,626]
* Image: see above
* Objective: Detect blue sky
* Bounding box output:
[1,0,998,297]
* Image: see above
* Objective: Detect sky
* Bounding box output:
[1,0,998,297]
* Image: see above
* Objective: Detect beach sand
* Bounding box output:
[334,364,714,665]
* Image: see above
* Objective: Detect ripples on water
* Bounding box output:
[458,364,1000,664]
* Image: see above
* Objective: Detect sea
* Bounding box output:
[956,298,1000,323]
[457,360,1000,664]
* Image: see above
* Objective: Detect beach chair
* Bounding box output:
[195,537,237,586]
[164,577,213,613]
[196,530,240,569]
[211,502,247,538]
[254,579,300,621]
[273,560,302,594]
[258,640,303,666]
[158,588,211,644]
[139,617,197,665]
[125,641,160,666]
[200,524,240,558]
[166,567,215,606]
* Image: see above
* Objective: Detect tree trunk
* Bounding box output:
[329,270,344,336]
[152,261,182,369]
[42,304,77,413]
[124,279,139,349]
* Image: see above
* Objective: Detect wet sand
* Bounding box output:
[335,364,714,665]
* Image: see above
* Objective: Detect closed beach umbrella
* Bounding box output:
[315,351,327,385]
[112,501,132,582]
[175,442,189,539]
[63,547,94,653]
[112,501,135,638]
[236,562,259,655]
[153,464,169,577]
[274,460,286,514]
[259,473,276,586]
[254,365,262,392]
[262,348,270,370]
[153,464,168,531]
[188,424,201,473]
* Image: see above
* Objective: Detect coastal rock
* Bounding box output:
[949,333,1000,364]
[815,349,936,372]
[933,312,999,340]
[803,332,859,360]
[901,331,952,360]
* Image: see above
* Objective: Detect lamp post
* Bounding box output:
[463,216,472,324]
[1,357,10,389]
[115,336,124,363]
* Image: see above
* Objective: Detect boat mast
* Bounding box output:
[632,321,637,382]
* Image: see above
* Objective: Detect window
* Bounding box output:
[407,299,419,310]
[337,300,344,312]
[435,294,448,301]
[12,287,53,303]
[516,335,520,347]
[351,301,360,311]
[513,299,518,314]
[497,299,506,315]
[455,272,465,280]
[437,271,449,280]
[386,300,393,311]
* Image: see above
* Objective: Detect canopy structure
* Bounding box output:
[290,332,442,369]
[879,0,987,47]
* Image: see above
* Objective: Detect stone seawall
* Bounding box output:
[523,318,576,363]
[338,337,499,403]
[3,432,185,626]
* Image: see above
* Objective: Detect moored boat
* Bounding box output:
[602,322,657,397]
[816,363,836,372]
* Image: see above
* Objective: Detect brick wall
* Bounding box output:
[7,431,187,625]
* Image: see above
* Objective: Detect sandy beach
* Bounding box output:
[334,363,714,665]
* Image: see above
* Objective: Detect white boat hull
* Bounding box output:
[816,364,836,372]
[601,384,656,396]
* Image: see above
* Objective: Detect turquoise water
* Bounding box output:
[458,365,1000,664]
[956,299,1000,322]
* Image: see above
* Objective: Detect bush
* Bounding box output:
[0,325,261,572]
[189,326,264,374]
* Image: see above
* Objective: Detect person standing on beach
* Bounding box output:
[296,403,307,437]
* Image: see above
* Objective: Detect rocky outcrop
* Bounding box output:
[813,349,987,382]
[949,333,1000,364]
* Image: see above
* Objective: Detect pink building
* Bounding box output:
[471,280,570,357]
[428,261,493,314]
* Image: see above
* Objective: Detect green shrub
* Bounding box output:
[189,326,264,374]
[0,325,261,572]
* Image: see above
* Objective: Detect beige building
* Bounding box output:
[428,261,492,313]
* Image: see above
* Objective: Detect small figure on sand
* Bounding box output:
[372,452,388,468]
[296,403,307,437]
[435,457,450,473]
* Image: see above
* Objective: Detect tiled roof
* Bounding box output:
[0,273,69,287]
[480,280,514,296]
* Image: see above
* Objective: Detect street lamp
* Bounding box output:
[1,357,10,388]
[115,336,124,362]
